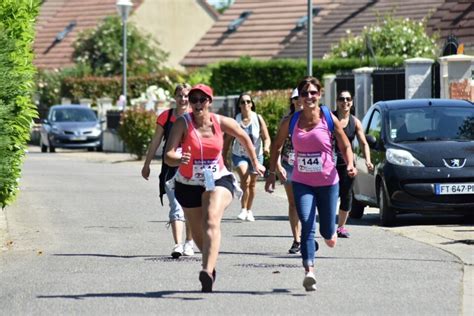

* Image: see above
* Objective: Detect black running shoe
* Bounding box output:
[288,240,301,254]
[199,271,214,293]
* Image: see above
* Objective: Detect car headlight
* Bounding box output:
[386,148,424,167]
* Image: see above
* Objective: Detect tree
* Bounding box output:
[327,14,439,60]
[72,16,168,77]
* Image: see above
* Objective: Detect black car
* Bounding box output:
[39,105,103,152]
[351,98,474,226]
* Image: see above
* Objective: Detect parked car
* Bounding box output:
[351,98,474,226]
[39,105,103,152]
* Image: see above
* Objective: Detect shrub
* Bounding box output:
[254,90,292,139]
[61,71,185,104]
[328,14,439,59]
[117,108,156,160]
[0,0,39,207]
[210,56,404,95]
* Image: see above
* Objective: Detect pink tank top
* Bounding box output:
[179,113,226,180]
[291,112,339,187]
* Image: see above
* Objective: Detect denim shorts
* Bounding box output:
[281,161,294,184]
[231,154,263,173]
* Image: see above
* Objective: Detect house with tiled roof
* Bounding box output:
[427,0,474,54]
[33,0,218,70]
[181,0,472,68]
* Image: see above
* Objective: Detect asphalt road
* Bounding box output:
[0,146,471,315]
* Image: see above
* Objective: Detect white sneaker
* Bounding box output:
[303,271,317,291]
[237,209,248,220]
[183,240,195,256]
[171,244,183,259]
[246,210,255,222]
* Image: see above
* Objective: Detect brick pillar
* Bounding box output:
[353,67,374,120]
[439,54,474,100]
[404,57,434,99]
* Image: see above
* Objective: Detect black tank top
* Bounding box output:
[333,111,356,166]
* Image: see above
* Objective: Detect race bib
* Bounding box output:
[287,152,295,166]
[237,145,248,157]
[297,152,322,173]
[192,159,219,179]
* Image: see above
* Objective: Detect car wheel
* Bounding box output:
[87,147,94,152]
[350,195,365,219]
[96,144,103,152]
[40,138,47,153]
[378,185,396,227]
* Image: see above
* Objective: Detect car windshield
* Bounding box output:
[52,108,97,122]
[388,106,474,142]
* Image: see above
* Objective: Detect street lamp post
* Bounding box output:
[116,0,133,107]
[307,0,313,76]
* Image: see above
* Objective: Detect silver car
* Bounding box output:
[39,105,103,152]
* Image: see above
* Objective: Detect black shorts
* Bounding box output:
[336,164,355,211]
[175,175,234,208]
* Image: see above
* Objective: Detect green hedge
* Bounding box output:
[0,0,39,208]
[210,56,404,95]
[61,71,185,105]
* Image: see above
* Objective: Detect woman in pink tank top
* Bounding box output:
[265,76,356,292]
[164,84,265,293]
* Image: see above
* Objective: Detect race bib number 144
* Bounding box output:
[297,152,322,173]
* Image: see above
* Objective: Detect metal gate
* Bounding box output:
[372,68,405,102]
[431,62,440,98]
[335,71,355,96]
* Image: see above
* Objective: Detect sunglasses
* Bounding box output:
[240,100,252,105]
[301,90,320,97]
[189,96,208,104]
[338,97,352,102]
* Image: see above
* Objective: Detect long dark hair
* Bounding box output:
[234,93,256,117]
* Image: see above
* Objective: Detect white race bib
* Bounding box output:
[297,152,322,173]
[192,159,219,179]
[287,152,295,166]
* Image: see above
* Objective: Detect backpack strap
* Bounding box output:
[289,105,334,139]
[320,105,334,133]
[288,111,301,139]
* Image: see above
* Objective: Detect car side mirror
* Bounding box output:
[100,118,106,124]
[42,119,50,124]
[366,134,377,149]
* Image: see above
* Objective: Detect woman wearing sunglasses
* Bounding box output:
[266,77,356,291]
[164,84,265,292]
[141,83,195,259]
[223,93,271,222]
[333,91,374,238]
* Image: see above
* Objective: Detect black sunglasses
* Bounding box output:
[338,97,352,102]
[189,96,208,104]
[301,90,319,97]
[240,99,252,105]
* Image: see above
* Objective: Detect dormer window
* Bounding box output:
[227,11,252,32]
[294,7,321,30]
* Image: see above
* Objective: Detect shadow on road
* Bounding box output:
[37,288,293,300]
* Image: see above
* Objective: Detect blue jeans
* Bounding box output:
[292,182,339,268]
[164,182,185,222]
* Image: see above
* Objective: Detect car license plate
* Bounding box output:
[70,136,87,141]
[435,183,474,195]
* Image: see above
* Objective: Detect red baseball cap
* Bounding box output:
[190,84,213,101]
